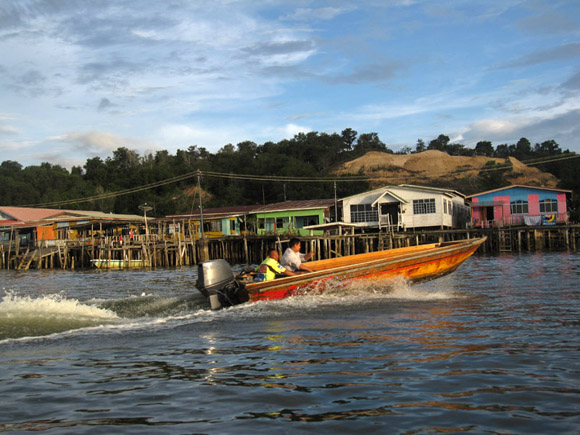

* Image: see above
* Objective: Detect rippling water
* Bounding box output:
[1,252,579,434]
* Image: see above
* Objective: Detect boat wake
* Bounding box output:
[0,290,209,342]
[215,277,459,321]
[321,276,454,300]
[0,278,457,342]
[0,291,120,341]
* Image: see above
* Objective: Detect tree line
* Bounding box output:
[0,129,578,220]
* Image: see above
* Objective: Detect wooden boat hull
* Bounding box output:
[91,259,145,269]
[244,237,487,303]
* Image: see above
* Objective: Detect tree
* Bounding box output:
[0,160,23,176]
[341,128,358,151]
[475,141,494,157]
[4,130,575,221]
[495,143,515,158]
[534,140,562,156]
[415,139,426,153]
[428,134,450,151]
[108,147,140,170]
[354,133,390,155]
[515,137,532,160]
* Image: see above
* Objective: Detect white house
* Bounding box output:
[341,184,470,231]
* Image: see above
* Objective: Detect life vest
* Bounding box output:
[253,257,286,282]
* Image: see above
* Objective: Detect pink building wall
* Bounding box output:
[528,194,539,215]
[557,193,567,213]
[494,196,510,221]
[471,197,480,220]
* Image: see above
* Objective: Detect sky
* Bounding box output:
[1,0,579,169]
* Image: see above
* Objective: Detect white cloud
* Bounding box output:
[0,139,28,152]
[0,123,19,135]
[467,119,521,137]
[54,131,154,154]
[284,123,311,137]
[283,7,349,21]
[156,124,235,149]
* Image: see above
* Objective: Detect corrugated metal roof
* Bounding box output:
[342,184,466,201]
[164,200,335,220]
[47,211,143,220]
[164,204,262,220]
[254,199,335,213]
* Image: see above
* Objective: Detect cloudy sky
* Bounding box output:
[1,0,579,168]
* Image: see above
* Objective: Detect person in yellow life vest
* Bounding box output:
[254,249,297,282]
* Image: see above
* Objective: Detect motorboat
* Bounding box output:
[195,237,487,310]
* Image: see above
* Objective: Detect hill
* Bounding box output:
[334,150,559,190]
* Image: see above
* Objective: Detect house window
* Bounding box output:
[350,204,378,223]
[203,220,221,232]
[296,215,319,228]
[444,200,447,214]
[276,217,290,229]
[510,200,528,215]
[539,199,558,213]
[413,199,436,215]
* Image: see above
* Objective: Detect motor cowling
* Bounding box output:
[195,259,249,310]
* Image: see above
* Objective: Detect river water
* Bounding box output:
[1,252,579,434]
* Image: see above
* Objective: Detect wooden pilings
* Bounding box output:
[1,226,579,270]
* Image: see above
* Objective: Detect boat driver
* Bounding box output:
[254,249,297,282]
[281,238,314,273]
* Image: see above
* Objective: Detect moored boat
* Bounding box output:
[195,237,487,310]
[91,259,146,269]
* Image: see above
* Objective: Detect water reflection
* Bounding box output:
[1,253,579,433]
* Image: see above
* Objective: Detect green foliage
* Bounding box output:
[475,141,494,156]
[1,130,578,220]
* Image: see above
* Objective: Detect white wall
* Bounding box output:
[342,188,385,227]
[342,186,469,229]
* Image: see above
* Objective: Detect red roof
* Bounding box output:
[0,207,71,223]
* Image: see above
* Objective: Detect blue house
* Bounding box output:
[467,185,572,227]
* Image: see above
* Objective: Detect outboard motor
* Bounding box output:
[195,259,249,310]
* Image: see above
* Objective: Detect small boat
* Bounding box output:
[90,259,146,269]
[195,237,487,310]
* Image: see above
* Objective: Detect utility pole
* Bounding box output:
[138,203,153,243]
[197,169,204,240]
[197,169,208,261]
[334,181,338,222]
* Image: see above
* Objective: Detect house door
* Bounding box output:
[380,203,399,225]
[485,206,494,221]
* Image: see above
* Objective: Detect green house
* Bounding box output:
[255,199,335,236]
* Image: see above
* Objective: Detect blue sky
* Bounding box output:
[1,0,579,168]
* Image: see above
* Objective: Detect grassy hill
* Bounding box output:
[334,150,558,194]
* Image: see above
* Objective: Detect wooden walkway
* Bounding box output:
[1,225,579,270]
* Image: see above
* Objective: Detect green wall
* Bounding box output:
[255,209,325,236]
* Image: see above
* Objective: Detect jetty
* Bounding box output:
[1,225,579,270]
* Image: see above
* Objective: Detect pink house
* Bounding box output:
[467,185,571,227]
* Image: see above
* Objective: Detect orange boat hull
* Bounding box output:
[245,237,486,302]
